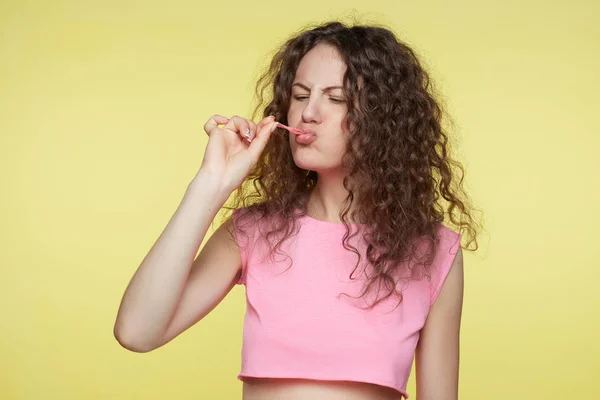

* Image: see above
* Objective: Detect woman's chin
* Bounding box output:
[293,156,321,172]
[293,159,341,175]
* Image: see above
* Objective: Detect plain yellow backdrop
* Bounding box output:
[1,0,598,399]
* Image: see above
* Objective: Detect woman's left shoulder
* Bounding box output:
[428,223,463,304]
[436,222,462,242]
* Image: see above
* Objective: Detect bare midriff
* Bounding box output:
[242,377,405,400]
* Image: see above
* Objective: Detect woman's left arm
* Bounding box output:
[415,247,464,400]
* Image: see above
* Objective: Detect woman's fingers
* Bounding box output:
[256,115,275,131]
[246,120,278,158]
[245,120,258,143]
[223,115,253,142]
[203,115,229,136]
[203,114,274,144]
[249,116,276,142]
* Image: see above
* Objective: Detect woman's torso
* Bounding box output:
[233,212,459,400]
[242,378,404,400]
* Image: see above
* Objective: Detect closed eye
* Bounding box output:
[293,96,345,104]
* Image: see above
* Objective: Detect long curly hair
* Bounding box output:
[223,21,481,308]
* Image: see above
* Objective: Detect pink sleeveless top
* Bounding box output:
[232,209,461,399]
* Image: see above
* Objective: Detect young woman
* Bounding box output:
[114,21,480,400]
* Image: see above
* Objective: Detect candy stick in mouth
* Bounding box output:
[276,122,307,135]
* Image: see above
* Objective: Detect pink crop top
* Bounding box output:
[231,208,461,399]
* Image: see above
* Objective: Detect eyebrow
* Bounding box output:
[292,82,343,93]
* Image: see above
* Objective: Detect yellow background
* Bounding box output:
[1,0,598,399]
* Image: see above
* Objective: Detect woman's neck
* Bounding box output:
[305,170,357,223]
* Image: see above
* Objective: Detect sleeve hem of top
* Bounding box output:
[231,208,247,285]
[430,230,462,305]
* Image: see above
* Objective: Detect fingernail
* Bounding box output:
[244,128,251,139]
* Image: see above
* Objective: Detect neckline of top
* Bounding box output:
[299,213,367,228]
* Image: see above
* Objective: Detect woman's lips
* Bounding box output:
[294,133,317,145]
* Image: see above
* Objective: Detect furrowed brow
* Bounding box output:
[292,82,343,93]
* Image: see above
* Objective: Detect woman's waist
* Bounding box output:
[241,377,405,400]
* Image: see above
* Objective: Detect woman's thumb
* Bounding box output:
[247,120,278,158]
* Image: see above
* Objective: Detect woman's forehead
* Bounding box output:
[294,44,346,88]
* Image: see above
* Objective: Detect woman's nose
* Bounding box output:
[301,98,321,124]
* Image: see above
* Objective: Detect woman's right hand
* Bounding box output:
[197,114,279,193]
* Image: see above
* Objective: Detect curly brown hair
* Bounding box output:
[223,21,481,308]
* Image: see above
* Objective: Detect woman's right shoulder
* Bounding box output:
[228,206,261,245]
